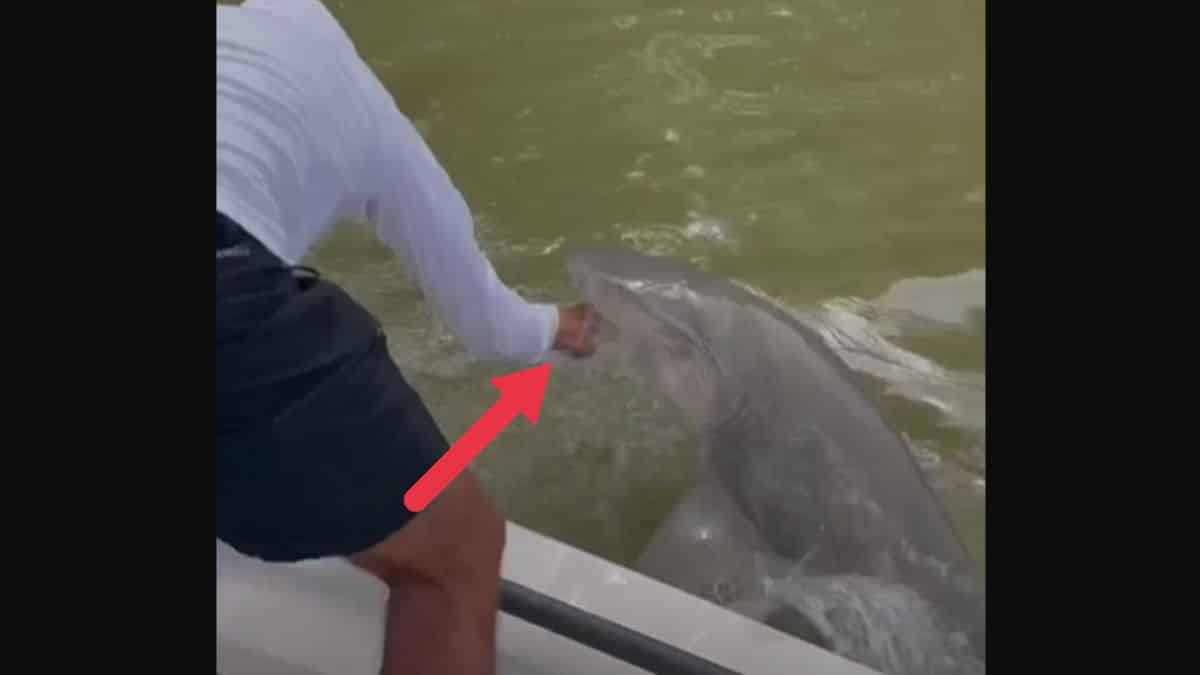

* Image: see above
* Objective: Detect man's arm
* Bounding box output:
[240,0,349,40]
[239,0,560,361]
[351,74,562,362]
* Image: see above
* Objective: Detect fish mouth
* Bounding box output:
[567,248,745,433]
[568,249,716,368]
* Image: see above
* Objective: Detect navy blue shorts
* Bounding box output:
[216,212,446,562]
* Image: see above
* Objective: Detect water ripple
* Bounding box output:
[632,31,773,105]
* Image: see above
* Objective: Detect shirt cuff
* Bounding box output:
[534,302,560,355]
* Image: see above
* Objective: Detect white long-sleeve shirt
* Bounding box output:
[217,0,558,362]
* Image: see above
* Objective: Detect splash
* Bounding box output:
[764,574,985,675]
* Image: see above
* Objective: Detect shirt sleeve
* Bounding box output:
[240,0,348,40]
[352,70,560,363]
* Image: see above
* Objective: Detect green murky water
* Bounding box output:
[224,0,985,573]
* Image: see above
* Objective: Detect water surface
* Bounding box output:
[245,0,985,572]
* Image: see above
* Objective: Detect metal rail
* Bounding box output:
[500,579,742,675]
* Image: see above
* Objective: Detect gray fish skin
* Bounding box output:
[567,249,985,672]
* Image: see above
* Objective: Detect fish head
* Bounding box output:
[567,248,746,430]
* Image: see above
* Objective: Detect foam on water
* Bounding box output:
[764,575,985,675]
[817,290,985,436]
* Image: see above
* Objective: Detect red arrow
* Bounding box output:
[404,363,553,512]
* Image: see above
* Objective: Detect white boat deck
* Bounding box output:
[217,522,883,675]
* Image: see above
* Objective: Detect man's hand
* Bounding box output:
[554,303,601,358]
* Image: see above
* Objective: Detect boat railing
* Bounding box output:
[500,578,742,675]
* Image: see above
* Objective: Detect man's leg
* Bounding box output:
[351,471,504,675]
[217,212,504,674]
[218,323,505,675]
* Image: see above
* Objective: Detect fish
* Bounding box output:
[567,249,985,674]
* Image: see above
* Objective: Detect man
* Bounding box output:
[216,2,599,674]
